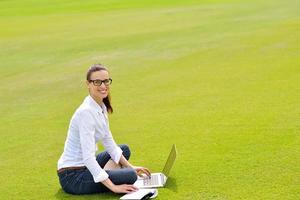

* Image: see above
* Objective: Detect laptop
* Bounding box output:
[134,144,177,188]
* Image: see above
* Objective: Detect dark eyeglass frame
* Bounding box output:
[88,78,112,86]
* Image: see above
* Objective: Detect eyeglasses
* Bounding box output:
[89,78,112,86]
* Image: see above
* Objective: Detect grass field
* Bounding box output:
[0,0,299,199]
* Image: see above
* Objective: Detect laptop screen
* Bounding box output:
[162,144,177,177]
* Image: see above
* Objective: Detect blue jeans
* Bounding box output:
[57,144,137,194]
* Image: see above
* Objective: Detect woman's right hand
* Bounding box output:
[111,184,139,194]
[102,178,138,194]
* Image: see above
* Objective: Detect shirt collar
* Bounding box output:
[86,95,104,114]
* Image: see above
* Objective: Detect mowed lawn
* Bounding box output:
[0,0,299,199]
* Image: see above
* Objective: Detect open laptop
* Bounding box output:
[134,144,177,188]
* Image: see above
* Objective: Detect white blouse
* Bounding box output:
[57,95,122,183]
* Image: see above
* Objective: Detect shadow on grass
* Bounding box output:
[55,188,119,200]
[165,177,178,193]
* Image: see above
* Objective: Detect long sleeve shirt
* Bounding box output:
[57,95,122,183]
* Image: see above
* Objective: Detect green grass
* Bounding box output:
[0,0,299,199]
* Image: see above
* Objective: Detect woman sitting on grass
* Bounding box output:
[57,64,150,195]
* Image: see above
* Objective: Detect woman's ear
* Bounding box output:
[86,80,90,89]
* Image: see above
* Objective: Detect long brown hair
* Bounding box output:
[86,64,113,114]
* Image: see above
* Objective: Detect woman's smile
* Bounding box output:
[99,89,108,95]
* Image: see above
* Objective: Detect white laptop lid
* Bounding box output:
[162,144,177,177]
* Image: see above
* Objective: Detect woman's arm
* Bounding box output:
[102,178,138,193]
[119,155,151,177]
[119,154,133,168]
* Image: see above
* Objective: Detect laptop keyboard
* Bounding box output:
[143,174,160,186]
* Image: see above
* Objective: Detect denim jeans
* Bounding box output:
[57,144,137,194]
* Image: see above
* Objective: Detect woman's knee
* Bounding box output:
[126,169,138,184]
[119,144,131,160]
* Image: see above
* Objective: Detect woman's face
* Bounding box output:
[87,70,110,102]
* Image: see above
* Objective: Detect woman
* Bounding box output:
[57,64,150,195]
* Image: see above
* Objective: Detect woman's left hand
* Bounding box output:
[133,166,151,178]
